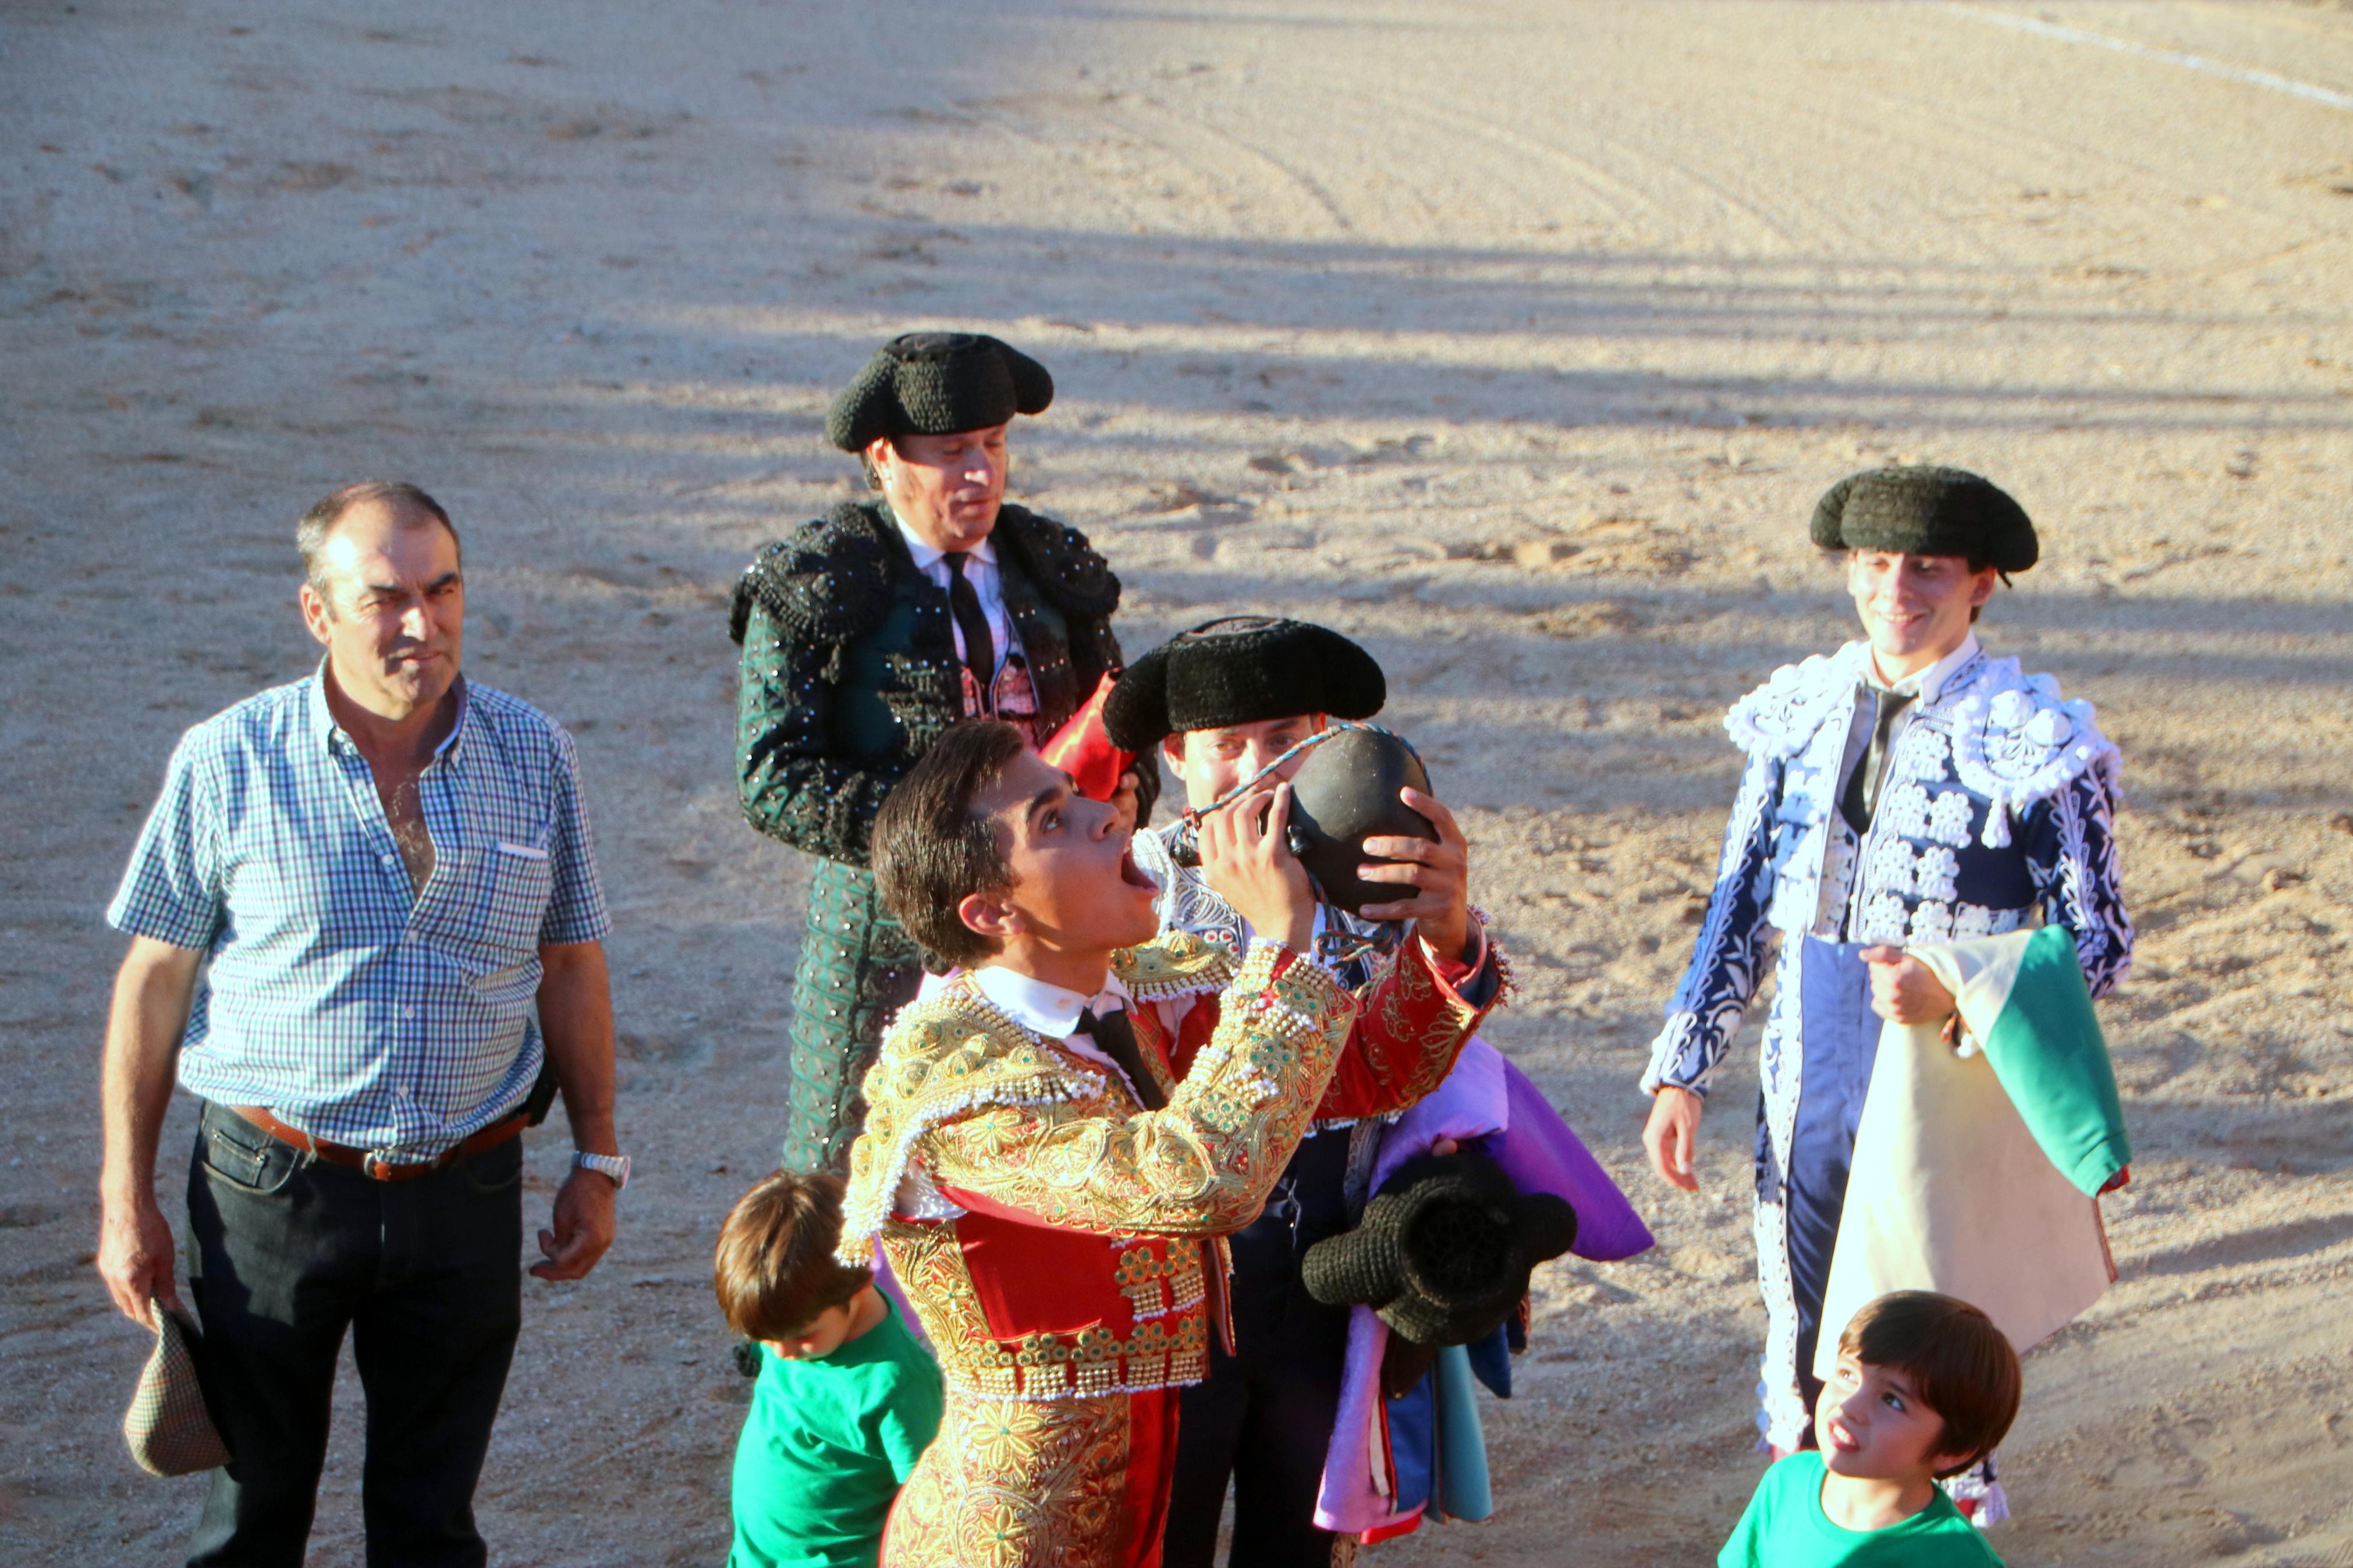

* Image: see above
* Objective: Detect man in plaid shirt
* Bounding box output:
[96,481,629,1567]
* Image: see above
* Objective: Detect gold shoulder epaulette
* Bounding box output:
[1113,929,1238,999]
[863,991,1073,1110]
[838,987,1104,1258]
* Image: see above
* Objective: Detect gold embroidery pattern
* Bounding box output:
[884,1393,1136,1568]
[1365,936,1490,1105]
[837,995,1101,1258]
[1113,1244,1173,1317]
[920,943,1355,1239]
[882,1221,1003,1379]
[843,933,1264,1260]
[1108,1239,1206,1321]
[893,1226,1211,1398]
[853,937,1354,1413]
[884,1220,1215,1400]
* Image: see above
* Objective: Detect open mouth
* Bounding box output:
[1119,844,1158,893]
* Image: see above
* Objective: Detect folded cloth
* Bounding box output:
[1316,1041,1655,1535]
[1372,1340,1495,1534]
[1362,1042,1656,1264]
[125,1303,229,1477]
[1922,924,2132,1197]
[1038,671,1136,803]
[1813,928,2122,1382]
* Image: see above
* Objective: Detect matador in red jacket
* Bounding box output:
[843,719,1362,1568]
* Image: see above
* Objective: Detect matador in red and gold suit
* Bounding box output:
[836,931,1362,1568]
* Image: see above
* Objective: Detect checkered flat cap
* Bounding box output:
[124,1305,229,1478]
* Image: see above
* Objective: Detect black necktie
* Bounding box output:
[943,552,995,712]
[1077,1005,1166,1111]
[1841,687,1916,834]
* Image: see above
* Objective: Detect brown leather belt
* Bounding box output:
[231,1104,527,1182]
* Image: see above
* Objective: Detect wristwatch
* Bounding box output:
[573,1150,631,1190]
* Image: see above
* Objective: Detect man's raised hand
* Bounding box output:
[1357,787,1474,961]
[1198,783,1316,952]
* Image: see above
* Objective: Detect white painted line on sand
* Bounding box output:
[1936,3,2353,113]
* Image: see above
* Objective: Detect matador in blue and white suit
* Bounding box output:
[1642,468,2133,1462]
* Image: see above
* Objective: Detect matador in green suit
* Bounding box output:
[729,333,1152,1172]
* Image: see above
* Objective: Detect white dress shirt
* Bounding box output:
[968,965,1148,1101]
[1837,631,1982,791]
[890,507,1018,680]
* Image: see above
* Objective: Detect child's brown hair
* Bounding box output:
[1837,1291,2022,1477]
[713,1170,875,1341]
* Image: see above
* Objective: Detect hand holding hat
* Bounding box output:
[124,1299,229,1478]
[1283,727,1470,955]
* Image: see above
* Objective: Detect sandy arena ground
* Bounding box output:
[5,1,2351,1563]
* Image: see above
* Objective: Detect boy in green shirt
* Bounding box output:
[1719,1292,2021,1567]
[715,1171,945,1568]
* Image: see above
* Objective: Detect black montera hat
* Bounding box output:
[1300,1150,1578,1348]
[1102,616,1386,752]
[825,332,1054,453]
[1809,465,2038,573]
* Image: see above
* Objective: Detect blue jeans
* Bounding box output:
[184,1101,524,1567]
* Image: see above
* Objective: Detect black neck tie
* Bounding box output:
[1841,687,1916,834]
[1077,1005,1166,1111]
[943,552,995,712]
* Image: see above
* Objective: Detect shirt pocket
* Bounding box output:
[486,835,555,942]
[450,829,556,968]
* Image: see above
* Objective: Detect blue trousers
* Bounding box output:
[1773,938,1880,1417]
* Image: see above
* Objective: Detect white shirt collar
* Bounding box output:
[1864,632,1980,704]
[888,504,998,575]
[970,963,1131,1041]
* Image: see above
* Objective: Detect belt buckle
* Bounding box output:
[365,1147,402,1181]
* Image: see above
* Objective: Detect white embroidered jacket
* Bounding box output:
[1644,640,2133,1095]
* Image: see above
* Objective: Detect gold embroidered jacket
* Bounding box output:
[838,935,1357,1401]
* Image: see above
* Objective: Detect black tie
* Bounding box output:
[943,552,996,712]
[1841,687,1917,834]
[1077,1006,1166,1111]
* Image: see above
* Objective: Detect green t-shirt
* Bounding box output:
[1718,1452,2004,1568]
[727,1300,946,1568]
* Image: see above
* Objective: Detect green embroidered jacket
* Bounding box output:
[730,500,1148,865]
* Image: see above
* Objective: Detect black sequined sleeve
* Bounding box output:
[734,600,900,864]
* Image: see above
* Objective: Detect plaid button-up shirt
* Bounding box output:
[107,667,611,1158]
